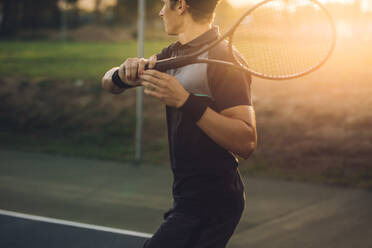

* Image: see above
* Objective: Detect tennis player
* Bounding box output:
[102,0,257,247]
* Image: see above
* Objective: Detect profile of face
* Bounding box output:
[159,0,184,35]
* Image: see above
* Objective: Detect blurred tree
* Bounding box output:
[64,0,80,28]
[0,0,62,37]
[147,0,162,22]
[114,0,137,25]
[114,0,161,26]
[22,0,61,29]
[95,0,103,24]
[0,0,21,36]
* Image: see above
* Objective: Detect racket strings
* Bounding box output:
[233,0,334,78]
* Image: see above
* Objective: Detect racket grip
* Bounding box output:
[120,62,166,79]
[120,56,189,78]
[151,57,191,72]
[143,60,170,72]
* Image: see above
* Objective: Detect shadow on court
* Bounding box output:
[1,149,372,248]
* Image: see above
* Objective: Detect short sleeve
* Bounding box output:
[207,46,252,112]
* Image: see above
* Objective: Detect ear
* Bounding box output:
[176,0,188,15]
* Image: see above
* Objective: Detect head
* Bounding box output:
[159,0,220,35]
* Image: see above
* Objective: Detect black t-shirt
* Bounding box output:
[156,26,252,214]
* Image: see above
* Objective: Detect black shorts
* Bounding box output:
[142,169,245,248]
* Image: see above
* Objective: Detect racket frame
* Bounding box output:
[152,0,337,80]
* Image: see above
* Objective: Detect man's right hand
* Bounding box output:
[119,55,157,86]
[101,55,157,94]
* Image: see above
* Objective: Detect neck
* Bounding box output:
[178,21,212,45]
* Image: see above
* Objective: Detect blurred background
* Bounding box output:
[0,0,371,190]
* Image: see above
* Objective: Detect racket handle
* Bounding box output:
[120,61,167,78]
[120,56,190,78]
[151,57,192,72]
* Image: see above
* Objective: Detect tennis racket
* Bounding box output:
[145,0,336,80]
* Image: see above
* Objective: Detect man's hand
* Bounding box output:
[101,55,157,95]
[139,70,190,108]
[119,55,157,86]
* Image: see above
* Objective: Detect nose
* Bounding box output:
[159,6,164,18]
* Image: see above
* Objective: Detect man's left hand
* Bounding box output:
[139,70,190,108]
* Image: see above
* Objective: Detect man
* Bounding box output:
[102,0,257,247]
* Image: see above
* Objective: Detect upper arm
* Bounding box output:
[221,105,257,156]
[209,67,252,112]
[207,45,256,139]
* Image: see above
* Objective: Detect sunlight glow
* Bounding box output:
[228,0,354,7]
[228,0,372,12]
[224,0,372,41]
[77,0,116,11]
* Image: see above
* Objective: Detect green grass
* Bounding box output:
[0,40,170,79]
[0,131,134,161]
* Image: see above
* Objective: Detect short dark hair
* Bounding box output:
[170,0,220,23]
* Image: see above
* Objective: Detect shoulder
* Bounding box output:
[208,41,249,67]
[156,42,178,60]
[208,40,234,62]
[207,41,251,83]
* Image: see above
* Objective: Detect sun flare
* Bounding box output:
[228,0,372,12]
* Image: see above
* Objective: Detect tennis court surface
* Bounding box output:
[0,209,149,248]
[1,149,372,248]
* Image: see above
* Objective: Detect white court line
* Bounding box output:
[0,209,152,238]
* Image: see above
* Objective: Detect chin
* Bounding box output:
[166,31,178,36]
[165,28,178,36]
[163,24,177,36]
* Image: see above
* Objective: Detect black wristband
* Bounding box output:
[112,69,135,89]
[179,94,209,122]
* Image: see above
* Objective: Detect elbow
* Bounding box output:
[101,76,123,95]
[101,76,109,90]
[239,141,257,160]
[238,124,257,160]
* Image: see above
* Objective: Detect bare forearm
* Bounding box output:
[196,107,257,159]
